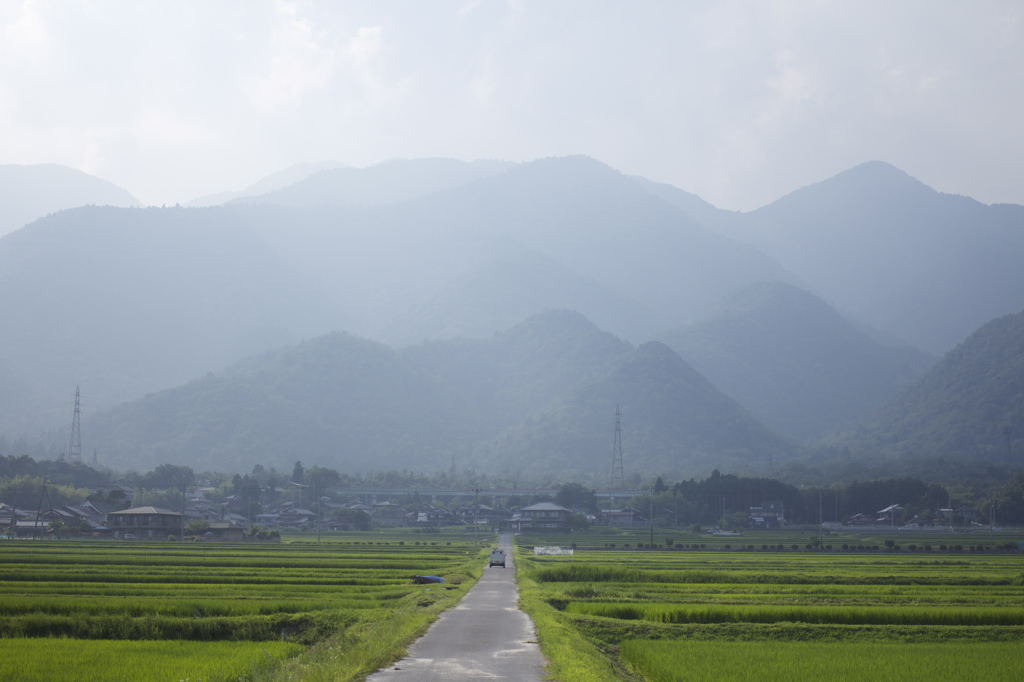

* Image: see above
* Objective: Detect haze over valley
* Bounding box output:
[1,155,1021,483]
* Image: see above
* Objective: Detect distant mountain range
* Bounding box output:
[1,155,1022,481]
[185,161,348,207]
[655,161,1024,355]
[227,158,516,208]
[0,164,139,237]
[658,280,934,440]
[84,310,795,479]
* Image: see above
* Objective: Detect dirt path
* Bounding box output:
[367,534,546,681]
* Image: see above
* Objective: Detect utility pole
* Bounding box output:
[610,406,624,488]
[35,480,51,539]
[1005,427,1013,468]
[181,482,187,541]
[990,501,995,548]
[649,486,654,549]
[819,489,823,549]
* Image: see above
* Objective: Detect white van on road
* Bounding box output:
[489,548,506,567]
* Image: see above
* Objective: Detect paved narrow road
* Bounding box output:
[367,534,546,681]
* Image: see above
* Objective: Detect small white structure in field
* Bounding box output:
[533,546,574,556]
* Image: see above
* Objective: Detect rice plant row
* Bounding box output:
[567,601,1024,626]
[0,638,303,682]
[620,640,1024,682]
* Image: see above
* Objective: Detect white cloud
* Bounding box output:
[244,2,341,111]
[348,25,383,65]
[0,0,53,64]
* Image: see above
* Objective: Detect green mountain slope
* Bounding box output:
[86,333,459,474]
[403,309,634,436]
[659,281,934,440]
[843,308,1024,462]
[83,312,790,477]
[483,341,795,480]
[85,310,635,473]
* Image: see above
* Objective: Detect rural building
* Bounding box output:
[412,506,460,527]
[371,501,408,527]
[203,522,245,541]
[604,507,649,528]
[275,507,318,529]
[875,503,905,525]
[748,501,786,528]
[508,511,531,533]
[519,502,571,532]
[107,506,183,539]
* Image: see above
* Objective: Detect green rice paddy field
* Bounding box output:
[0,531,490,681]
[515,529,1024,681]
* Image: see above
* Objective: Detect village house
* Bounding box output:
[519,502,571,533]
[875,503,905,525]
[203,522,245,541]
[107,506,183,540]
[603,507,649,528]
[411,506,461,528]
[370,501,408,527]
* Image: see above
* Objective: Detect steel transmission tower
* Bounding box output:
[68,386,82,464]
[610,405,624,487]
[1005,426,1013,468]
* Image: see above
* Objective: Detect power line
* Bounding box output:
[68,387,82,464]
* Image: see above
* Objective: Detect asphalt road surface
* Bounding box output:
[367,533,547,681]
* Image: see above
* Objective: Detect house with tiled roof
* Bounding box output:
[519,502,571,532]
[106,506,183,540]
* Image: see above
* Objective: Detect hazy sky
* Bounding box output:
[1,1,1021,209]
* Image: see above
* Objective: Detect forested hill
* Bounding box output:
[659,280,934,440]
[840,308,1024,462]
[481,341,795,480]
[83,312,794,479]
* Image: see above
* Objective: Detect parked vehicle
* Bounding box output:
[489,548,506,567]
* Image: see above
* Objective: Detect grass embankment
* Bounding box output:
[1,529,492,681]
[513,529,1024,681]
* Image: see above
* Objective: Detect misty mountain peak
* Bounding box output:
[755,160,936,218]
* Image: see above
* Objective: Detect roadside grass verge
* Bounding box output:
[268,565,484,681]
[515,549,626,681]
